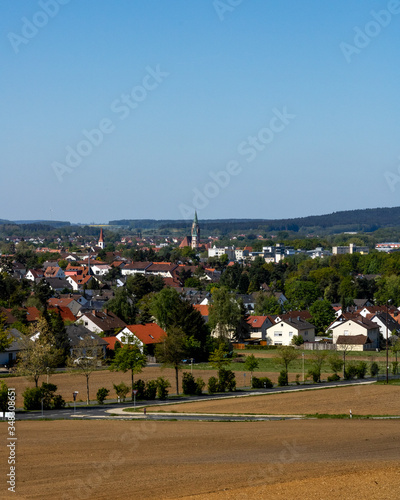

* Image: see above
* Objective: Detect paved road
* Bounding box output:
[12,378,377,422]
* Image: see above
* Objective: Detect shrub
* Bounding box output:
[23,387,43,411]
[344,362,358,380]
[156,377,171,399]
[113,382,130,402]
[218,368,236,392]
[182,372,197,395]
[195,377,205,396]
[307,368,320,383]
[327,373,341,382]
[355,361,368,379]
[96,387,109,405]
[278,370,288,386]
[132,379,146,400]
[370,362,379,377]
[145,380,158,400]
[392,361,398,375]
[52,394,66,409]
[23,383,65,411]
[252,376,273,389]
[208,376,219,394]
[295,374,300,385]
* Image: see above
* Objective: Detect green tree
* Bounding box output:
[105,287,137,324]
[69,338,104,404]
[0,313,12,352]
[254,292,281,315]
[16,337,56,387]
[307,351,328,383]
[208,287,243,340]
[0,380,8,413]
[208,344,231,370]
[275,346,298,372]
[309,300,336,334]
[110,341,147,400]
[244,354,259,384]
[155,327,187,395]
[284,279,320,310]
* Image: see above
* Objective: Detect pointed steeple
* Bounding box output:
[98,228,105,249]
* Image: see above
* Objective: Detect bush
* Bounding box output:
[278,370,288,386]
[132,379,146,400]
[295,374,300,385]
[370,362,379,377]
[355,361,368,379]
[23,383,65,411]
[156,377,171,399]
[113,382,130,402]
[52,394,66,409]
[96,387,109,405]
[208,376,219,394]
[252,376,273,389]
[327,373,341,382]
[218,368,236,392]
[307,368,320,383]
[392,361,398,375]
[145,380,158,400]
[344,362,358,380]
[22,387,43,411]
[195,377,205,396]
[182,372,197,395]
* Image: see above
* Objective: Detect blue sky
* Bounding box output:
[1,0,399,223]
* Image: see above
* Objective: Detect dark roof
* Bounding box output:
[336,334,372,345]
[66,324,108,347]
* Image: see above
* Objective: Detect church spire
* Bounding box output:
[191,212,200,249]
[98,228,105,249]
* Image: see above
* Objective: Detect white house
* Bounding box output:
[266,317,315,346]
[90,264,111,276]
[331,317,380,349]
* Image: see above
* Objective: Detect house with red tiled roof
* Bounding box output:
[48,306,77,322]
[44,266,65,279]
[66,274,93,291]
[117,323,167,355]
[193,304,209,322]
[246,315,273,342]
[48,297,82,316]
[26,269,44,281]
[103,336,123,352]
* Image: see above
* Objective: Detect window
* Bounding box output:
[344,330,349,336]
[274,332,282,337]
[289,332,293,337]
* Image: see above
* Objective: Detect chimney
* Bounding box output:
[92,310,96,315]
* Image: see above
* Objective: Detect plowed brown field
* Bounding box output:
[1,420,400,499]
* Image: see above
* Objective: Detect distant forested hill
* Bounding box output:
[110,206,400,234]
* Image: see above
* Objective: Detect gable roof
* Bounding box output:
[336,334,372,345]
[193,304,209,317]
[103,336,122,350]
[246,316,269,328]
[124,323,166,344]
[79,310,126,332]
[332,316,379,331]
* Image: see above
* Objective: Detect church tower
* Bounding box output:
[191,211,200,249]
[98,228,105,249]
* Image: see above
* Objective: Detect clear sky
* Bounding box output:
[1,0,400,223]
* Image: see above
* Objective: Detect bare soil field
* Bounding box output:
[2,420,400,499]
[150,384,400,416]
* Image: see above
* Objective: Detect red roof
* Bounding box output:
[247,316,268,328]
[125,323,166,344]
[48,306,76,322]
[193,305,209,316]
[103,336,122,350]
